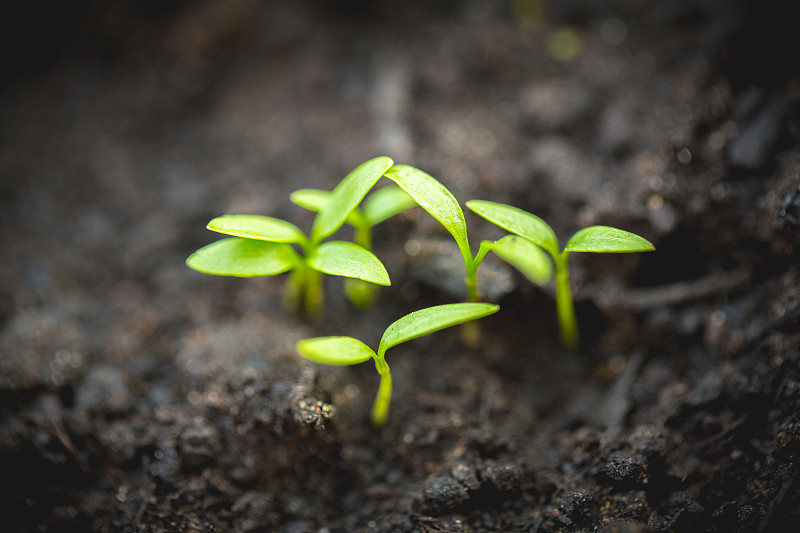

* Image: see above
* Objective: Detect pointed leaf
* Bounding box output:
[378,303,499,357]
[384,165,472,266]
[307,241,390,285]
[565,226,655,253]
[186,237,297,277]
[290,188,330,213]
[311,156,394,242]
[491,235,553,285]
[362,185,418,225]
[208,214,306,244]
[466,200,560,258]
[296,336,376,366]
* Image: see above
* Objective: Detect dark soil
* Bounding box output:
[2,1,799,531]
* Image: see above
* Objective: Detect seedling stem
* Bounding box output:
[555,252,578,349]
[371,357,393,427]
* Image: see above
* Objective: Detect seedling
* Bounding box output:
[380,165,552,344]
[186,157,395,315]
[290,185,417,308]
[296,302,499,427]
[466,200,655,349]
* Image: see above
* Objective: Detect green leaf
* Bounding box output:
[311,156,394,242]
[207,214,306,244]
[291,188,368,228]
[384,165,472,266]
[186,237,298,277]
[307,241,390,285]
[290,188,330,213]
[362,185,417,225]
[378,303,499,358]
[565,225,655,253]
[296,336,376,366]
[491,235,553,285]
[466,200,560,258]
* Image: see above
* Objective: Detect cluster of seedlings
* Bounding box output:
[187,156,654,426]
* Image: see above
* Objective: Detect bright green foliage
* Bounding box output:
[186,157,394,315]
[291,185,417,231]
[362,186,419,226]
[294,336,374,366]
[186,238,298,277]
[465,200,559,257]
[311,156,395,243]
[291,184,417,308]
[490,235,553,285]
[296,302,499,427]
[207,214,307,244]
[188,154,656,431]
[306,241,390,285]
[384,165,472,267]
[466,200,654,349]
[382,166,552,311]
[376,165,554,346]
[564,225,655,253]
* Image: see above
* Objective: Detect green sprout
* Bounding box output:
[296,302,499,427]
[466,200,655,349]
[290,185,417,308]
[380,165,552,344]
[186,157,395,316]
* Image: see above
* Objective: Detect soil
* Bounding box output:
[2,1,799,531]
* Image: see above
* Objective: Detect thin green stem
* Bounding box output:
[461,241,494,346]
[283,267,304,314]
[465,271,479,303]
[344,223,377,309]
[287,241,323,317]
[283,259,324,317]
[370,357,392,427]
[465,241,494,303]
[462,268,481,346]
[555,252,579,350]
[303,266,323,316]
[353,223,373,251]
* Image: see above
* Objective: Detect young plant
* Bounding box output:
[381,165,552,344]
[466,200,655,349]
[296,302,499,427]
[289,185,417,308]
[186,157,395,316]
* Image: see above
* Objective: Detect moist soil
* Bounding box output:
[2,1,799,531]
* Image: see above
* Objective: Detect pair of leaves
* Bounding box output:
[186,157,395,286]
[296,302,499,365]
[186,230,390,285]
[466,200,655,259]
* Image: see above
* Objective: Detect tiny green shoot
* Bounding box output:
[466,200,654,349]
[296,302,499,427]
[290,185,417,308]
[186,157,395,315]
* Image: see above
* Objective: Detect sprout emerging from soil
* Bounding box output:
[186,157,395,315]
[296,302,499,427]
[290,185,417,308]
[466,200,655,350]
